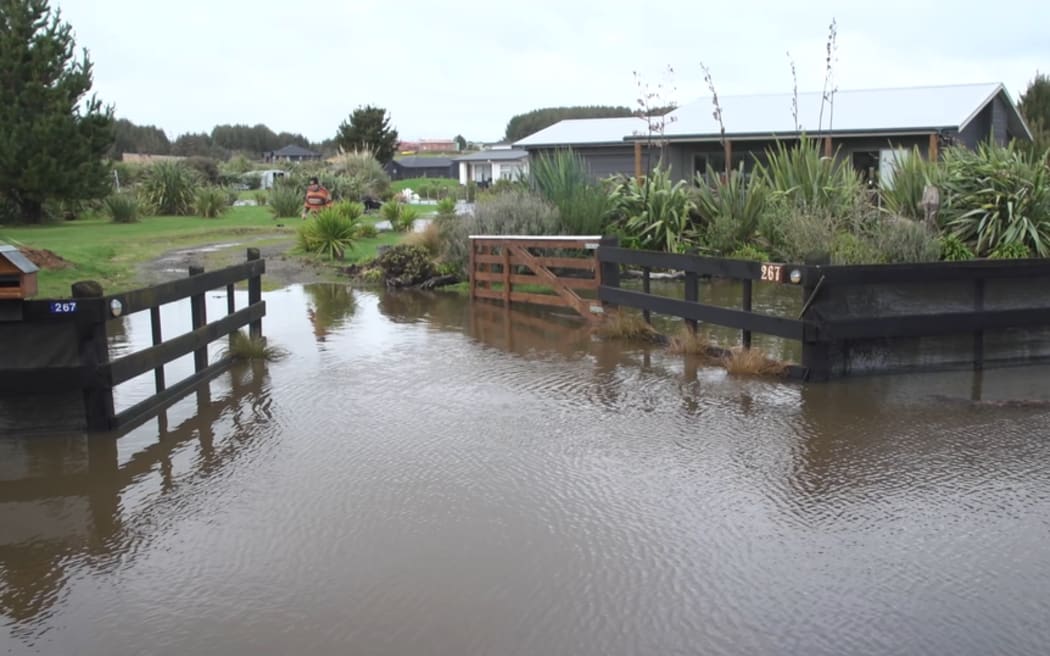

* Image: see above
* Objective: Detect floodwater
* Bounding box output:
[2,283,1050,656]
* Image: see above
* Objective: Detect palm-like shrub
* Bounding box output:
[609,167,697,252]
[693,163,769,254]
[103,193,140,223]
[193,186,230,218]
[330,149,391,198]
[380,200,419,232]
[940,143,1050,256]
[139,161,200,215]
[756,136,861,214]
[270,187,303,218]
[531,148,612,234]
[333,200,365,222]
[880,148,941,220]
[297,206,359,260]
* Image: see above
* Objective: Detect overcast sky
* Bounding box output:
[56,0,1048,143]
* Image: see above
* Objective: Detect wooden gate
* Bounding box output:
[468,236,619,321]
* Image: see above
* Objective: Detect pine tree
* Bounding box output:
[335,106,399,164]
[1018,73,1050,155]
[0,0,115,223]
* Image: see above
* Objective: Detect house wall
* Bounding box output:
[526,146,659,180]
[958,94,1012,148]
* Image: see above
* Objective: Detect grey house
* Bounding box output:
[515,83,1033,185]
[385,156,456,181]
[263,144,322,163]
[454,148,530,185]
[514,116,663,179]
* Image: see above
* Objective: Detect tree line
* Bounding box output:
[111,119,327,160]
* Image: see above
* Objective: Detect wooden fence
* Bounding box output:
[0,248,265,431]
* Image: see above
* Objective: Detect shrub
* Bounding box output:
[728,244,771,261]
[694,164,769,254]
[376,244,435,287]
[880,148,941,220]
[940,143,1050,256]
[989,242,1032,259]
[333,200,365,222]
[609,167,697,252]
[244,174,262,190]
[296,206,359,260]
[330,150,391,198]
[830,232,883,265]
[380,200,419,232]
[404,221,441,257]
[254,190,268,206]
[436,191,559,275]
[183,156,222,185]
[756,136,861,215]
[355,223,378,239]
[940,234,975,261]
[722,346,787,377]
[139,161,200,215]
[270,187,303,218]
[436,197,457,217]
[867,217,941,263]
[193,186,230,218]
[103,193,140,223]
[531,148,612,234]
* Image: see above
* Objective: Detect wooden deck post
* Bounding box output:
[189,265,207,373]
[928,133,940,162]
[823,136,833,158]
[72,280,114,432]
[723,139,733,177]
[247,248,262,339]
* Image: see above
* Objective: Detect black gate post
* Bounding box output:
[189,265,207,373]
[72,281,114,431]
[247,248,262,339]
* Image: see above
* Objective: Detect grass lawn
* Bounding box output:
[0,206,406,297]
[392,177,461,194]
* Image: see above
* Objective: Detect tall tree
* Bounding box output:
[0,0,114,223]
[1018,72,1050,154]
[110,119,171,159]
[454,134,467,151]
[335,105,399,163]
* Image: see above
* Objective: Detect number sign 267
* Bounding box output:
[760,263,784,283]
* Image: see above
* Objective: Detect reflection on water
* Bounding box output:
[3,285,1050,656]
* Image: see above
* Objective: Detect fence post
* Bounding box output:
[642,267,651,325]
[247,248,262,339]
[684,270,698,334]
[800,279,830,381]
[150,306,165,393]
[502,244,512,307]
[597,236,619,314]
[72,280,114,431]
[741,279,753,349]
[974,278,985,371]
[189,265,207,373]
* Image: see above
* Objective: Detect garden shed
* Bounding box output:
[0,245,38,300]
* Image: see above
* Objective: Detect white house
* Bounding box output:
[454,147,529,185]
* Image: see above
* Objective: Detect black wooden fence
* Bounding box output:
[0,248,265,432]
[596,246,1050,380]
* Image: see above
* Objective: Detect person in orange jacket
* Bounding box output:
[302,177,332,218]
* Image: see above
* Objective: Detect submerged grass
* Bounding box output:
[592,310,663,342]
[720,346,788,377]
[222,331,288,362]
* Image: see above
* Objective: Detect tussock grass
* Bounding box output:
[721,346,787,377]
[223,331,287,362]
[667,325,714,355]
[593,310,662,342]
[403,221,441,257]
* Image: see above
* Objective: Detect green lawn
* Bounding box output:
[392,177,461,194]
[0,206,405,297]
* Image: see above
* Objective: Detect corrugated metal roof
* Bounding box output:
[0,245,39,274]
[271,144,319,157]
[654,82,1029,140]
[454,149,529,162]
[513,117,649,148]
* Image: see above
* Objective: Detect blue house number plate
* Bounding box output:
[49,301,78,314]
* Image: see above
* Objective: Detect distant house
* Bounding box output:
[398,139,459,154]
[121,153,184,164]
[263,145,321,163]
[515,82,1033,185]
[454,147,529,185]
[385,156,456,181]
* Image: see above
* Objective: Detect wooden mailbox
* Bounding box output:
[0,245,39,300]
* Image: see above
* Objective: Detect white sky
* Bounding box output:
[56,0,1048,143]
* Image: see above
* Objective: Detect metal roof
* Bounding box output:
[270,144,319,157]
[454,148,529,162]
[393,156,454,168]
[0,245,39,274]
[513,117,649,148]
[646,82,1032,141]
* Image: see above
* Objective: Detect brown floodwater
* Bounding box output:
[2,283,1050,656]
